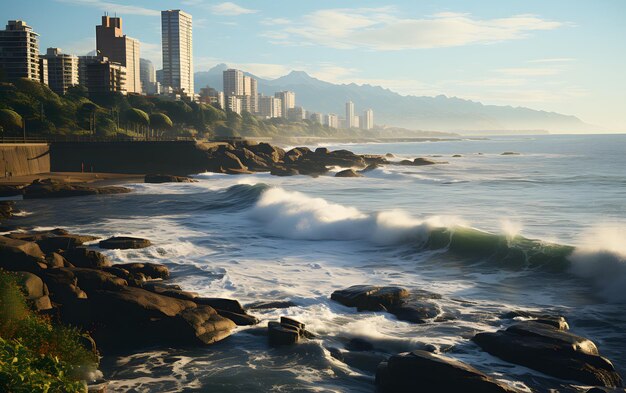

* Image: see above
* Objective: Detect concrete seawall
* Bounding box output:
[0,144,51,177]
[49,141,211,175]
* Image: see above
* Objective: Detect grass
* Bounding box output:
[0,270,99,393]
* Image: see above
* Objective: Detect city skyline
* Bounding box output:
[1,0,625,131]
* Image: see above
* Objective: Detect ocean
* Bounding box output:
[13,134,626,392]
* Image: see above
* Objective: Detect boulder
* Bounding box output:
[115,262,169,280]
[345,338,374,352]
[68,268,128,292]
[61,247,111,268]
[315,147,330,155]
[0,185,23,197]
[14,271,52,311]
[39,268,88,304]
[247,142,285,162]
[270,166,299,177]
[376,350,519,393]
[143,282,198,300]
[268,321,300,346]
[233,148,271,171]
[8,230,99,253]
[144,174,197,183]
[359,163,381,173]
[501,310,570,330]
[22,179,131,199]
[413,157,441,166]
[245,300,297,310]
[331,285,441,324]
[0,235,47,272]
[46,252,70,268]
[473,321,623,387]
[335,169,363,178]
[501,152,521,156]
[99,236,152,250]
[195,297,258,326]
[331,285,409,311]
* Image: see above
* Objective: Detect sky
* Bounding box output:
[1,0,625,132]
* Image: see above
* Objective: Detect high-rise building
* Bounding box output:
[139,58,159,94]
[309,112,323,124]
[41,48,79,95]
[259,95,282,118]
[226,95,242,114]
[326,114,339,128]
[79,55,127,95]
[0,20,40,82]
[287,106,306,121]
[345,101,355,128]
[353,115,360,129]
[96,15,140,93]
[161,10,193,97]
[223,69,244,97]
[199,86,225,109]
[243,75,258,113]
[275,91,295,119]
[38,57,48,85]
[361,109,374,130]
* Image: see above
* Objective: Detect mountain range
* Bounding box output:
[194,64,592,133]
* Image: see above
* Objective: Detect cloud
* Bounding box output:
[496,67,560,77]
[260,18,292,26]
[55,0,159,16]
[211,2,258,16]
[267,8,563,50]
[527,58,576,64]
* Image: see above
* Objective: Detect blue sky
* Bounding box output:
[2,0,625,131]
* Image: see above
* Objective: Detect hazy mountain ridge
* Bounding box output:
[194,64,592,132]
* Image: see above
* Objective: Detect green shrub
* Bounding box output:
[0,271,97,392]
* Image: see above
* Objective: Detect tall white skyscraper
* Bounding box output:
[0,20,40,82]
[275,91,295,119]
[223,69,244,97]
[161,10,193,97]
[361,109,374,130]
[345,101,355,128]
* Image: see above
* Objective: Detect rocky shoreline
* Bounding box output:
[1,142,623,392]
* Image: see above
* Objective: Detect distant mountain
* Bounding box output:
[194,65,592,133]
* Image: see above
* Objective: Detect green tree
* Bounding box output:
[123,108,150,138]
[0,108,23,139]
[149,112,173,137]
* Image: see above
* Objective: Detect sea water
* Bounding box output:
[12,134,626,392]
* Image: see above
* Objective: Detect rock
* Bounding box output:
[68,268,128,292]
[99,236,152,250]
[335,169,363,178]
[331,285,441,324]
[376,350,519,393]
[62,247,111,268]
[8,230,99,253]
[0,185,23,197]
[116,262,169,280]
[233,148,271,171]
[39,268,88,304]
[247,142,285,163]
[245,300,297,310]
[315,147,330,155]
[87,380,109,393]
[270,166,299,176]
[345,338,374,352]
[413,157,443,166]
[14,271,52,311]
[331,285,409,312]
[452,154,462,157]
[586,388,626,393]
[290,159,328,176]
[144,283,198,300]
[0,235,47,272]
[501,310,569,330]
[385,153,395,158]
[77,287,235,349]
[46,252,70,268]
[268,321,300,346]
[473,321,623,387]
[194,297,258,326]
[144,174,197,183]
[22,179,131,199]
[216,310,259,326]
[0,201,15,219]
[501,152,520,155]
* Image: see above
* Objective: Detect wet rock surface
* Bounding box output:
[331,285,442,324]
[22,178,131,199]
[99,236,152,250]
[473,321,623,387]
[144,174,197,183]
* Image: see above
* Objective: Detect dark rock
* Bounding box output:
[391,302,441,324]
[376,350,519,393]
[68,268,127,292]
[501,310,569,330]
[290,159,328,176]
[331,285,409,311]
[247,142,285,162]
[145,174,197,183]
[270,166,299,176]
[0,235,47,272]
[46,252,69,268]
[39,268,87,304]
[315,147,330,155]
[62,247,111,268]
[359,163,380,173]
[473,321,623,387]
[194,297,246,314]
[245,300,297,310]
[268,321,300,346]
[0,201,15,219]
[99,236,152,250]
[328,347,344,361]
[335,169,363,178]
[115,262,169,280]
[413,157,444,165]
[8,230,99,253]
[14,271,52,311]
[217,310,259,326]
[0,185,23,197]
[452,154,462,157]
[233,148,271,171]
[501,152,521,155]
[22,179,131,199]
[385,153,395,158]
[345,338,374,352]
[280,316,305,331]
